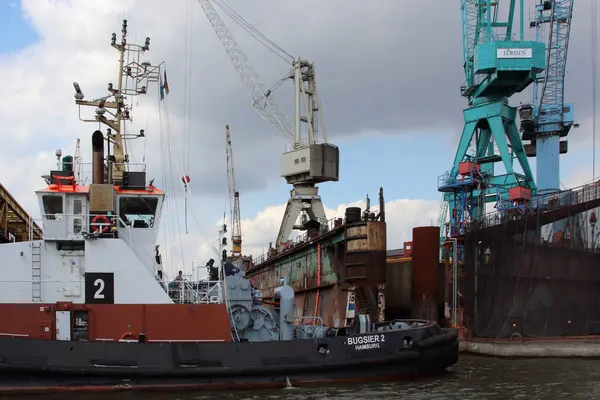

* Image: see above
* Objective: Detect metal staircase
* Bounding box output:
[31,242,42,301]
[353,286,378,320]
[438,195,449,237]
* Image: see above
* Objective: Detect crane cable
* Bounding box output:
[182,0,194,234]
[592,0,597,182]
[157,82,223,274]
[157,79,184,278]
[210,0,323,147]
[212,0,294,64]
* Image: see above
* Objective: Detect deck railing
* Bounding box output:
[28,213,142,246]
[48,162,147,187]
[167,280,223,304]
[458,179,600,250]
[251,215,346,265]
[479,180,600,229]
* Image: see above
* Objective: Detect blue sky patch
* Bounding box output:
[0,1,38,54]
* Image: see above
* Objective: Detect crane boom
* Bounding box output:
[518,0,575,190]
[197,0,294,142]
[537,0,573,119]
[225,124,242,257]
[514,0,575,239]
[199,0,339,249]
[525,0,575,141]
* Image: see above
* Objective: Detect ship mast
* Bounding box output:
[72,19,164,185]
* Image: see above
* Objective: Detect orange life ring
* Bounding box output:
[91,215,110,233]
[120,331,137,341]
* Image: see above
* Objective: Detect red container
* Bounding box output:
[509,186,531,201]
[458,162,480,176]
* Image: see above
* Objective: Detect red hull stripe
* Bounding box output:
[0,303,232,342]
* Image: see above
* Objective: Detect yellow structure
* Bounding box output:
[0,183,42,242]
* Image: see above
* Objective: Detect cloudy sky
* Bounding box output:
[0,0,597,278]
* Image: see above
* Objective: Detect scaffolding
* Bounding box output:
[438,161,489,238]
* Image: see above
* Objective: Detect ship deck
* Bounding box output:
[470,179,600,238]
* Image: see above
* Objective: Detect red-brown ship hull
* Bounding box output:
[0,303,232,342]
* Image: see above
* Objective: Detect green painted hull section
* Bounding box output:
[247,228,345,297]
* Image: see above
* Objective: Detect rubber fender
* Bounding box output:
[412,329,458,350]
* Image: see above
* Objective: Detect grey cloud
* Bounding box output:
[120,0,463,196]
[132,0,596,196]
[14,0,596,201]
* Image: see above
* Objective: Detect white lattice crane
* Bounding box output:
[225,124,242,257]
[197,0,340,250]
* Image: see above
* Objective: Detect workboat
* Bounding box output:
[0,20,458,394]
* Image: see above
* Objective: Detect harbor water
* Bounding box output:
[14,355,600,399]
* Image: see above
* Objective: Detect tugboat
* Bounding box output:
[0,21,458,394]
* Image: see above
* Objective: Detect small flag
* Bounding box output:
[163,70,169,95]
[159,68,169,101]
[159,70,164,101]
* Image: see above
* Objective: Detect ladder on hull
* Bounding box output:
[31,242,42,301]
[438,196,448,229]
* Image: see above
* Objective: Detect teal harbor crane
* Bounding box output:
[438,0,547,239]
[519,0,576,240]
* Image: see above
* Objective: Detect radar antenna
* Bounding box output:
[72,19,163,185]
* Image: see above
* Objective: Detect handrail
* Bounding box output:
[452,178,600,250]
[49,162,147,186]
[479,179,600,226]
[28,213,139,244]
[251,215,346,265]
[167,280,223,304]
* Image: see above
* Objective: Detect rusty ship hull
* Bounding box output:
[246,190,390,327]
[247,205,387,327]
[448,180,600,342]
[246,190,449,329]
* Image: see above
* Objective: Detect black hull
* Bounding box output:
[0,324,458,393]
[463,230,600,338]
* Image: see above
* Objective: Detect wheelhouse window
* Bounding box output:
[118,196,159,228]
[73,199,82,215]
[42,195,63,220]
